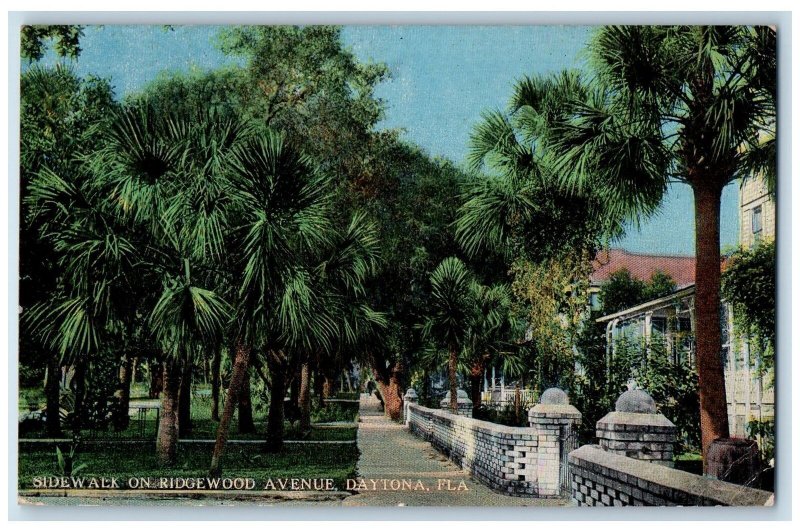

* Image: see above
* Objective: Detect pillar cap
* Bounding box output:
[615,389,657,414]
[440,389,472,406]
[540,387,569,405]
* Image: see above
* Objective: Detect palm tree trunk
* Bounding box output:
[313,365,325,407]
[693,182,731,468]
[157,360,181,465]
[322,373,334,400]
[238,369,256,434]
[178,359,193,438]
[469,360,484,417]
[149,360,163,399]
[114,355,133,430]
[299,361,312,434]
[289,366,300,411]
[131,357,138,387]
[448,346,458,413]
[71,358,87,433]
[265,354,288,453]
[210,347,221,422]
[45,354,61,437]
[209,342,251,477]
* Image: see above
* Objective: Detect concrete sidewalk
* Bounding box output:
[342,394,568,507]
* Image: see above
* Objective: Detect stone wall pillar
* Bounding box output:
[528,388,581,497]
[403,388,418,426]
[440,389,473,417]
[596,389,677,467]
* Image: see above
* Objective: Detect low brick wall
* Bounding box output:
[407,404,538,496]
[569,445,773,507]
[596,411,676,467]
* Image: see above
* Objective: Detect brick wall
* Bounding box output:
[528,403,581,496]
[407,404,539,496]
[569,445,773,507]
[596,411,676,467]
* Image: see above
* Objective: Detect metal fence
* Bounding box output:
[559,422,578,495]
[480,389,537,407]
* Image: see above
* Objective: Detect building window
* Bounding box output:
[752,205,763,241]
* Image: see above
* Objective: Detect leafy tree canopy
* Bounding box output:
[599,268,677,315]
[21,25,85,61]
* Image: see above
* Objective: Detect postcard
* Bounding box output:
[15,22,778,510]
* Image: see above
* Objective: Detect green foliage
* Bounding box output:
[55,444,87,477]
[746,419,775,464]
[599,268,677,314]
[21,25,84,61]
[645,270,677,300]
[609,335,701,453]
[216,25,388,184]
[572,316,613,444]
[310,401,359,423]
[473,397,535,427]
[721,240,776,373]
[510,252,594,392]
[599,269,647,315]
[83,349,123,430]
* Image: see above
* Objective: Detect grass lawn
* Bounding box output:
[19,385,359,442]
[19,384,361,491]
[18,441,359,490]
[674,452,703,475]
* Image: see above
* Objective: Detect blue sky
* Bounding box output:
[40,24,739,255]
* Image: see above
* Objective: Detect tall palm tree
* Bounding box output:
[284,211,386,433]
[209,130,335,472]
[92,100,237,464]
[543,26,775,464]
[21,65,117,437]
[24,163,136,434]
[470,26,775,465]
[422,257,476,413]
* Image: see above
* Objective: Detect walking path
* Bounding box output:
[342,394,568,507]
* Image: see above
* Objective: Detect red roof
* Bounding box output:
[590,249,696,288]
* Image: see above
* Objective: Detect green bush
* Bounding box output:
[311,401,358,423]
[747,418,775,465]
[611,334,701,454]
[472,400,532,427]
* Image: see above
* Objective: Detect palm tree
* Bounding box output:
[283,211,386,433]
[91,100,237,464]
[462,282,524,415]
[21,65,117,437]
[544,26,775,464]
[422,257,476,413]
[148,260,231,464]
[209,130,335,472]
[470,26,775,465]
[24,162,136,435]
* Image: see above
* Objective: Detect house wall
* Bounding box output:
[739,176,775,249]
[604,298,774,439]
